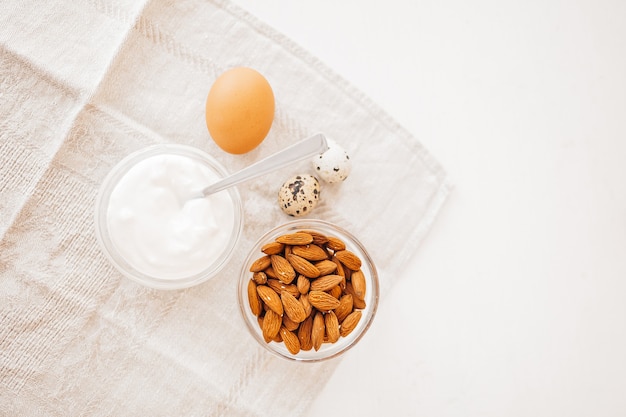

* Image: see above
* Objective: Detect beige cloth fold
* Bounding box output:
[0,0,450,415]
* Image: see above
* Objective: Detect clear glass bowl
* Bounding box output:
[95,144,243,290]
[238,219,379,362]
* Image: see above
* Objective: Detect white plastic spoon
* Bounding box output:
[188,133,328,200]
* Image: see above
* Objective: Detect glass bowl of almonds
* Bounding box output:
[237,219,379,362]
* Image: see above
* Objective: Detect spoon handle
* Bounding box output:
[201,133,328,197]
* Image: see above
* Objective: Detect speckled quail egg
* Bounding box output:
[311,138,351,183]
[278,174,321,217]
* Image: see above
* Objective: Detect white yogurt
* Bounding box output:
[106,153,235,280]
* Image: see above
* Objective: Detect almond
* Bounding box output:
[339,276,347,291]
[324,311,340,343]
[264,266,277,279]
[267,279,300,299]
[353,297,366,310]
[276,232,313,245]
[345,282,367,309]
[280,326,301,355]
[301,230,329,246]
[247,280,263,316]
[328,285,343,299]
[261,241,284,255]
[286,253,320,278]
[281,290,307,323]
[323,245,334,260]
[292,244,328,261]
[250,255,271,272]
[351,269,366,300]
[252,271,267,285]
[343,266,352,281]
[312,311,325,351]
[262,310,282,342]
[335,294,354,323]
[271,254,296,284]
[308,290,341,311]
[282,314,300,331]
[300,293,313,318]
[257,285,283,315]
[298,315,314,351]
[326,236,346,251]
[332,255,345,278]
[297,275,310,294]
[335,250,362,271]
[310,274,343,292]
[340,310,362,337]
[314,259,337,276]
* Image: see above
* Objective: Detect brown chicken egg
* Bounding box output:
[205,67,275,154]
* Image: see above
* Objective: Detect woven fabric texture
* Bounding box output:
[0,0,450,415]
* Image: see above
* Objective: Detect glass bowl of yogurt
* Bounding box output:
[95,144,243,290]
[237,219,379,362]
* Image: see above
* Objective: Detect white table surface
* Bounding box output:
[232,1,626,416]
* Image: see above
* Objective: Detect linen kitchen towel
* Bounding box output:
[0,0,450,415]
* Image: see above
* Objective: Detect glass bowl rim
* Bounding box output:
[237,218,379,362]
